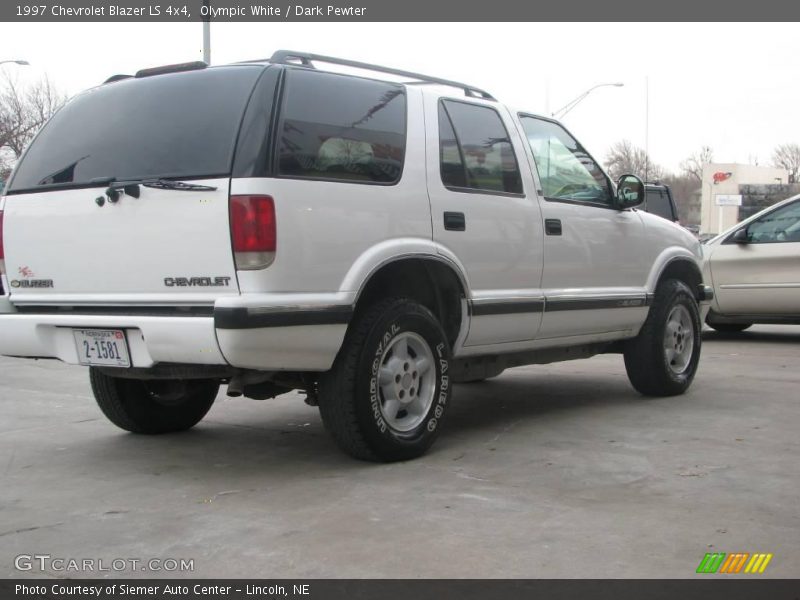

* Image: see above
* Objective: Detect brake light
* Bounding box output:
[229,195,276,270]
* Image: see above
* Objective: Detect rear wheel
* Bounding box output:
[318,297,452,462]
[624,279,702,396]
[90,369,218,434]
[706,320,752,333]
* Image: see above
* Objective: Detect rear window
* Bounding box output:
[440,100,523,195]
[645,189,676,221]
[7,66,261,193]
[276,69,406,184]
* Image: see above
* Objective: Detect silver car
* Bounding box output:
[703,194,800,332]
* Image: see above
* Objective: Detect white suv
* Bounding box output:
[0,51,712,461]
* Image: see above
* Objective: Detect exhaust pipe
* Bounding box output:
[226,371,274,398]
[226,378,244,397]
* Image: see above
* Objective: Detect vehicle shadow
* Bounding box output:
[445,373,645,435]
[66,369,650,479]
[703,328,800,345]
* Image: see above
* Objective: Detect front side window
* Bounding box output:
[439,100,523,195]
[744,200,800,243]
[519,116,612,206]
[277,69,406,184]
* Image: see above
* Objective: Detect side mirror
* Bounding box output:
[732,228,750,244]
[615,174,645,209]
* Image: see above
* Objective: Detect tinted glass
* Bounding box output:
[746,200,800,243]
[645,189,675,220]
[441,100,522,194]
[9,67,261,193]
[277,69,406,184]
[519,116,611,205]
[439,105,467,188]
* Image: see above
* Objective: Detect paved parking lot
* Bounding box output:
[1,325,798,578]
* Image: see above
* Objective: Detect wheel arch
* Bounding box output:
[647,249,705,301]
[351,254,469,350]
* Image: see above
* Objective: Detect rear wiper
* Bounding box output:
[140,179,218,192]
[101,178,217,202]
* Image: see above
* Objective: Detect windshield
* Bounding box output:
[7,66,262,193]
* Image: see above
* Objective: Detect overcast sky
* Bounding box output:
[1,22,797,173]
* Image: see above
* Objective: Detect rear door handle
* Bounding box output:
[444,211,466,231]
[545,218,562,236]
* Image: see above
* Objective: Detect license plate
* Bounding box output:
[73,329,131,367]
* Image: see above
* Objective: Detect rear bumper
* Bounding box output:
[213,293,353,371]
[0,293,354,371]
[0,313,225,368]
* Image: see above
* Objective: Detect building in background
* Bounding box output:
[684,187,702,228]
[700,163,788,234]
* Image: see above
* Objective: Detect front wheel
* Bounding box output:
[624,279,702,396]
[90,369,219,434]
[318,298,452,462]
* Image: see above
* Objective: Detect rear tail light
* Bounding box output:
[229,195,276,270]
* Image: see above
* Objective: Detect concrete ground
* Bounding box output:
[0,325,798,579]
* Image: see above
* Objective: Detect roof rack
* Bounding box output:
[268,50,496,101]
[135,61,207,79]
[103,61,209,85]
[103,74,133,84]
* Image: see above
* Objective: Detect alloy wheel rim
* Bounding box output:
[376,331,436,433]
[663,305,694,374]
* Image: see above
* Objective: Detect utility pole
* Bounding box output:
[202,0,211,65]
[645,76,650,182]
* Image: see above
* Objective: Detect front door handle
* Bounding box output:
[545,218,562,236]
[444,211,466,231]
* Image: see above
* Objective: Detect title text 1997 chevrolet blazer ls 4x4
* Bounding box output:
[0,51,712,461]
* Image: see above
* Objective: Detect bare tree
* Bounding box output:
[0,73,66,174]
[603,140,663,181]
[661,172,700,225]
[771,143,800,183]
[679,145,713,182]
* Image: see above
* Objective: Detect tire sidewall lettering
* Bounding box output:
[367,318,450,439]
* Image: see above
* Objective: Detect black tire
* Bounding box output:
[90,368,219,434]
[318,297,452,462]
[706,320,752,333]
[624,279,702,396]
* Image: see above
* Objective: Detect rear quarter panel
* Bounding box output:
[232,87,432,295]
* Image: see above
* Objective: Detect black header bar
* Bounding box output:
[3,0,800,21]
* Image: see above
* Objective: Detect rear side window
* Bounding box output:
[276,69,406,184]
[438,100,523,195]
[439,105,467,188]
[8,66,262,193]
[645,189,676,221]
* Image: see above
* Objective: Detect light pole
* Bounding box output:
[0,60,29,67]
[202,0,211,65]
[551,82,624,119]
